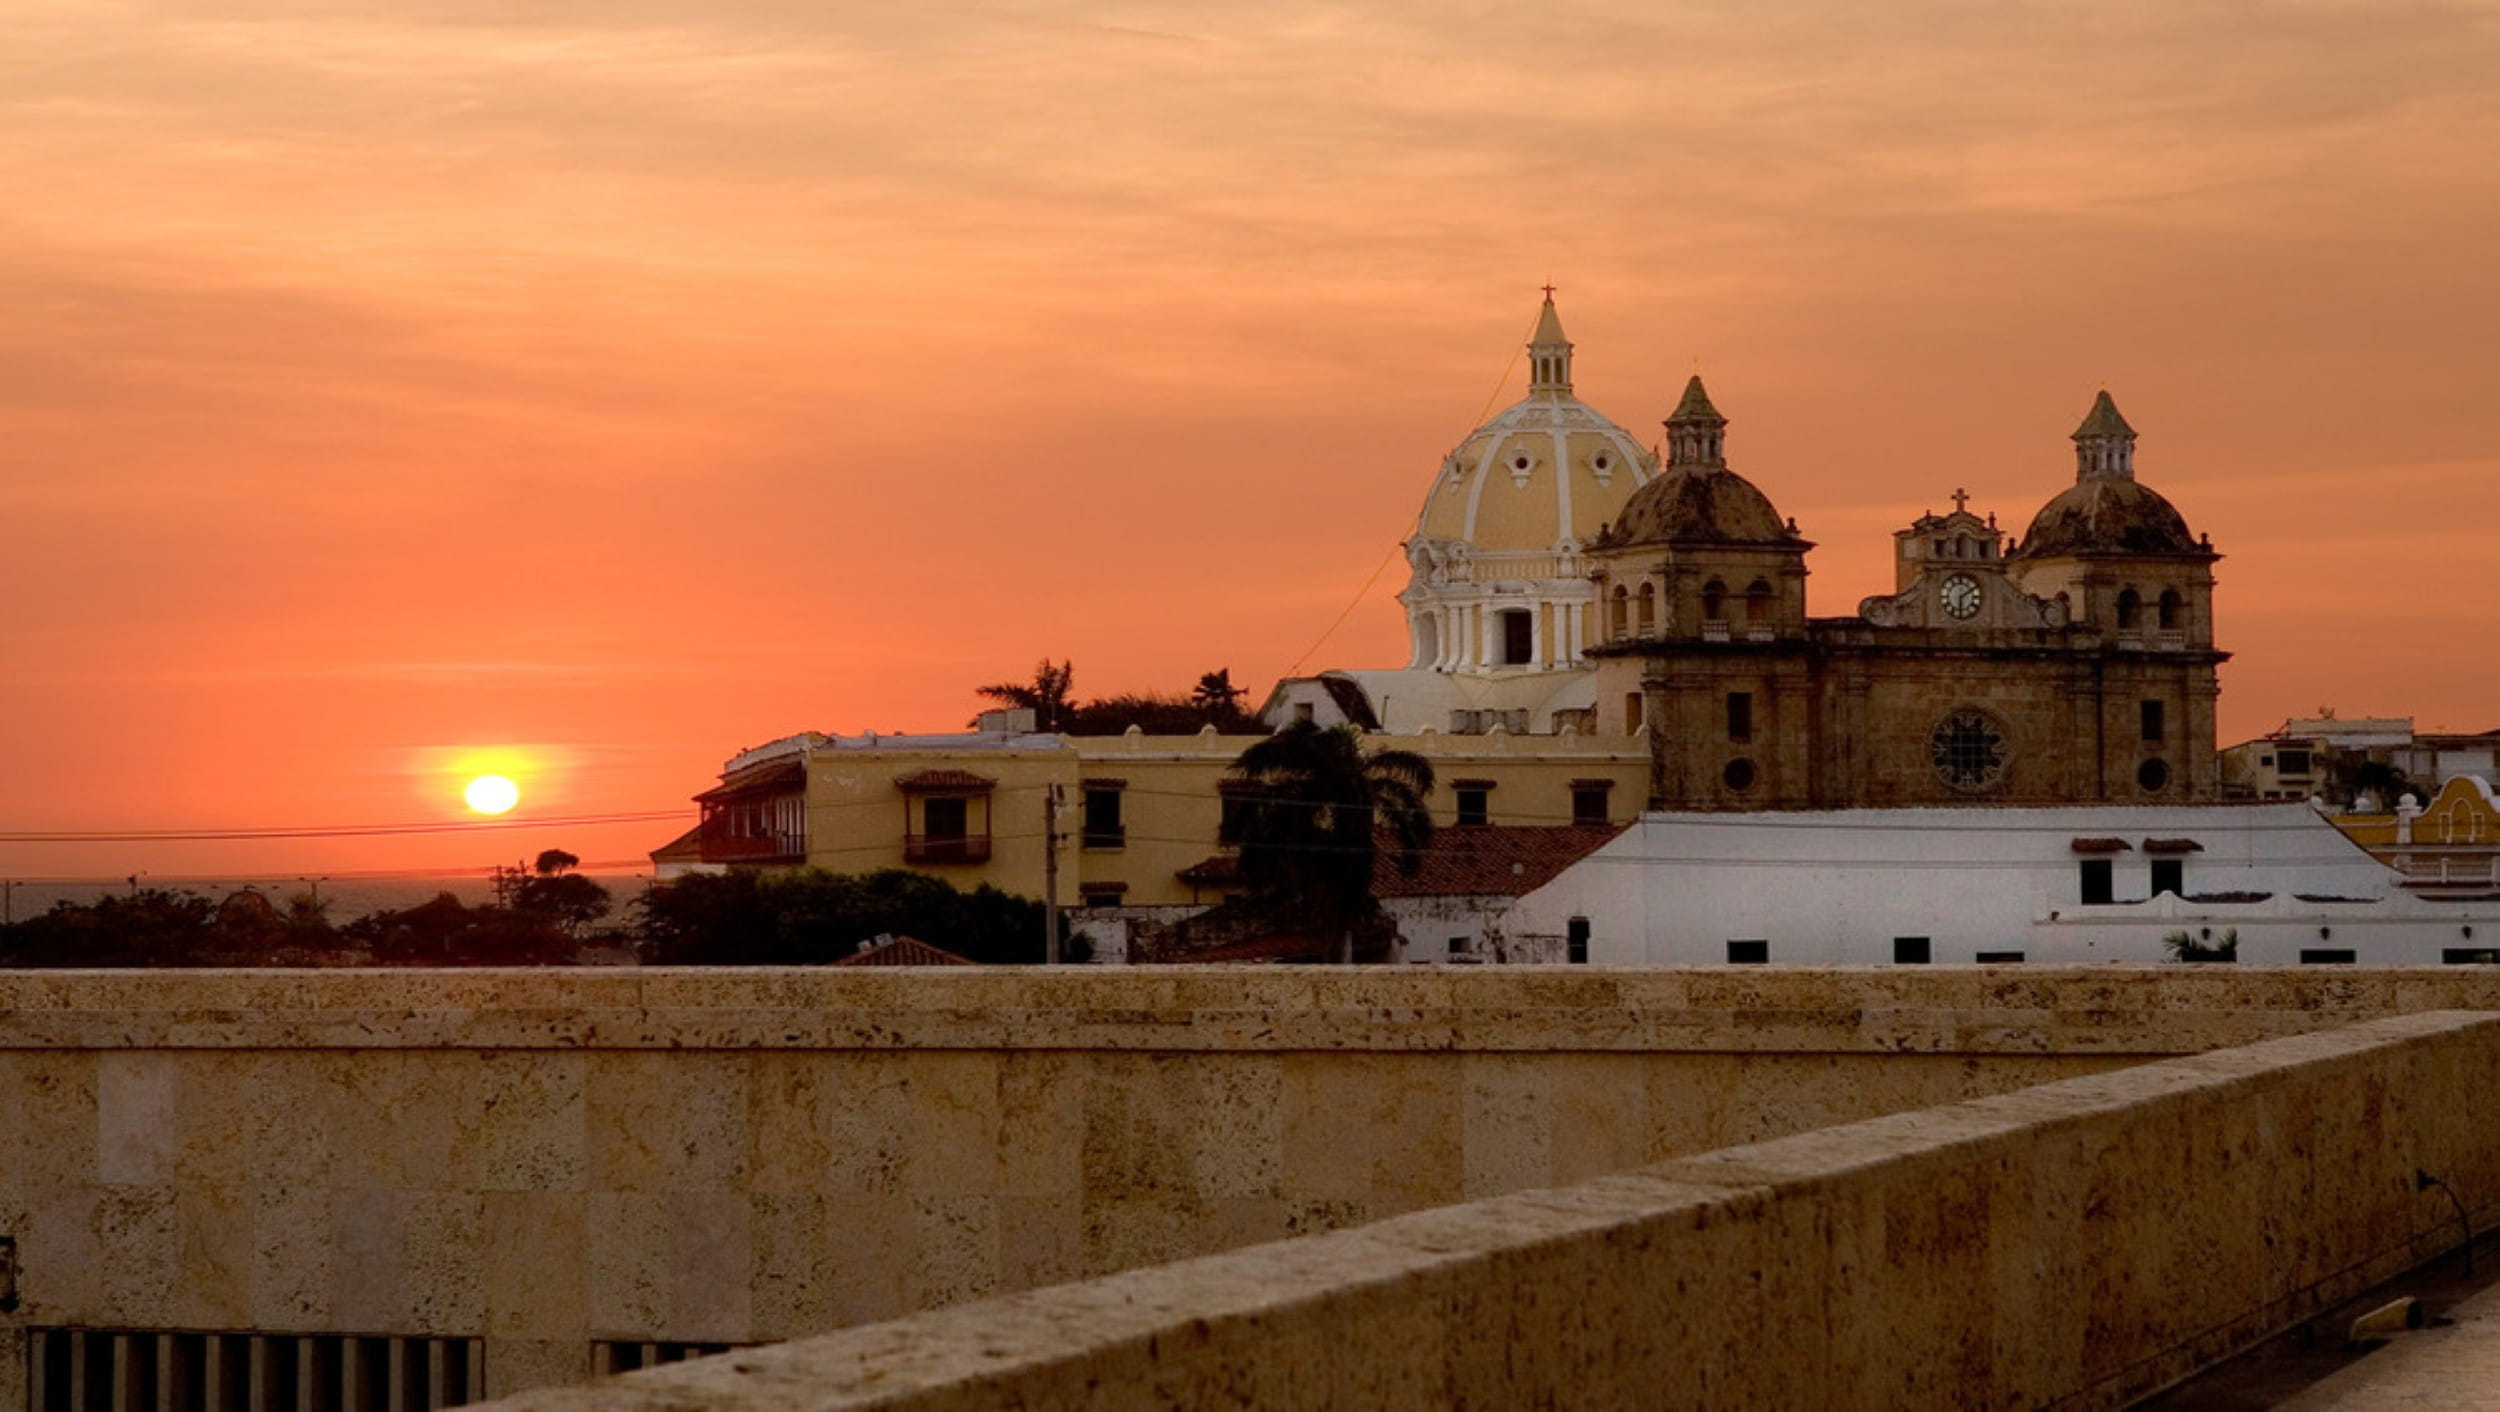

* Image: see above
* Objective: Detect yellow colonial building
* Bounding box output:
[2332,774,2500,896]
[687,721,1646,917]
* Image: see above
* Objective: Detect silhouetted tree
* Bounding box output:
[973,659,1077,730]
[635,868,1061,965]
[496,849,611,937]
[1228,722,1434,962]
[344,892,578,965]
[1194,668,1247,714]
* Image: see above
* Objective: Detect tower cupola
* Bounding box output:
[1664,374,1727,469]
[1527,286,1573,395]
[2073,389,2137,480]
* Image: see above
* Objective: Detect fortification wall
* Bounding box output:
[462,1011,2500,1411]
[4,967,2497,1402]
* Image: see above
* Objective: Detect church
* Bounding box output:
[672,292,2242,940]
[1270,291,2228,809]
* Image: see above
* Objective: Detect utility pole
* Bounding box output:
[1042,783,1065,965]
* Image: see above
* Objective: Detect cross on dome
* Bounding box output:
[1951,487,1971,514]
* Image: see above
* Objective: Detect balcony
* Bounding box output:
[1745,622,1776,643]
[905,834,992,865]
[1701,619,1731,643]
[1082,827,1126,850]
[698,832,804,865]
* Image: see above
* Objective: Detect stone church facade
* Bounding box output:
[1583,383,2226,810]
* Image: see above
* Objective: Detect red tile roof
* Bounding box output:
[1172,931,1341,964]
[1178,825,1625,899]
[1375,824,1629,898]
[648,824,704,863]
[831,935,976,967]
[1176,855,1241,886]
[694,758,803,803]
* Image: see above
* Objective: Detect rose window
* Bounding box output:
[1930,710,2008,792]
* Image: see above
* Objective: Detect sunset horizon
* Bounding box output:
[7,2,2497,880]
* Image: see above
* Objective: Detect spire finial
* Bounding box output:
[1950,487,1970,514]
[1527,287,1572,394]
[1540,281,1557,302]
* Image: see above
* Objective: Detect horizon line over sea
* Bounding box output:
[0,874,661,927]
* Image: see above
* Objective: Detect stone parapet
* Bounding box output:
[7,968,2500,1404]
[455,1012,2500,1412]
[3,965,2497,1054]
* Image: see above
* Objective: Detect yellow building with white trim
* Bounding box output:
[690,723,1648,914]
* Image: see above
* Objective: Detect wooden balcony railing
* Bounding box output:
[906,834,992,864]
[698,833,804,864]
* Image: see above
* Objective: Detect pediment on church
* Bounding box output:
[1857,572,2067,630]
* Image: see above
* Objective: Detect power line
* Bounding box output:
[0,809,693,845]
[1282,306,1537,677]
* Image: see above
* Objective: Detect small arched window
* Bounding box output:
[1636,582,1657,635]
[2116,588,2142,631]
[1610,586,1630,640]
[1701,579,1726,621]
[2158,588,2183,631]
[1745,579,1774,622]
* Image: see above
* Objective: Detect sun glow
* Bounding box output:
[464,774,521,815]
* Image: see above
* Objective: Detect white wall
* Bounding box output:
[1505,804,2497,966]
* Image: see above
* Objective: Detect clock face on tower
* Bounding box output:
[1940,573,1982,620]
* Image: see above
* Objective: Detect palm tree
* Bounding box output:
[1192,668,1246,715]
[1228,721,1434,962]
[973,659,1077,731]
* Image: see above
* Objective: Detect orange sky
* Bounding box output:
[5,2,2498,880]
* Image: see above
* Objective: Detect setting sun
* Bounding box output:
[464,775,521,816]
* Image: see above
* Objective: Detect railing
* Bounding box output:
[2154,630,2186,652]
[698,833,804,863]
[1701,619,1730,643]
[1745,622,1776,642]
[1081,827,1126,850]
[905,834,992,864]
[28,1329,482,1412]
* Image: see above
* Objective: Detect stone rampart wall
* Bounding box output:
[461,1011,2500,1411]
[3,966,2497,1401]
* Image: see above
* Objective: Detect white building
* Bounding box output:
[1501,803,2497,966]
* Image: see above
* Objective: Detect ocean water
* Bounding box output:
[0,874,658,927]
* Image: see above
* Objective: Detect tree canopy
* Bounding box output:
[971,660,1257,735]
[635,868,1063,966]
[1226,721,1435,958]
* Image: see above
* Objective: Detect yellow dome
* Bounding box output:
[1410,298,1654,555]
[1414,398,1657,552]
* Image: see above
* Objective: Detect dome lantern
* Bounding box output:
[2073,389,2137,481]
[1664,374,1728,470]
[1527,285,1573,396]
